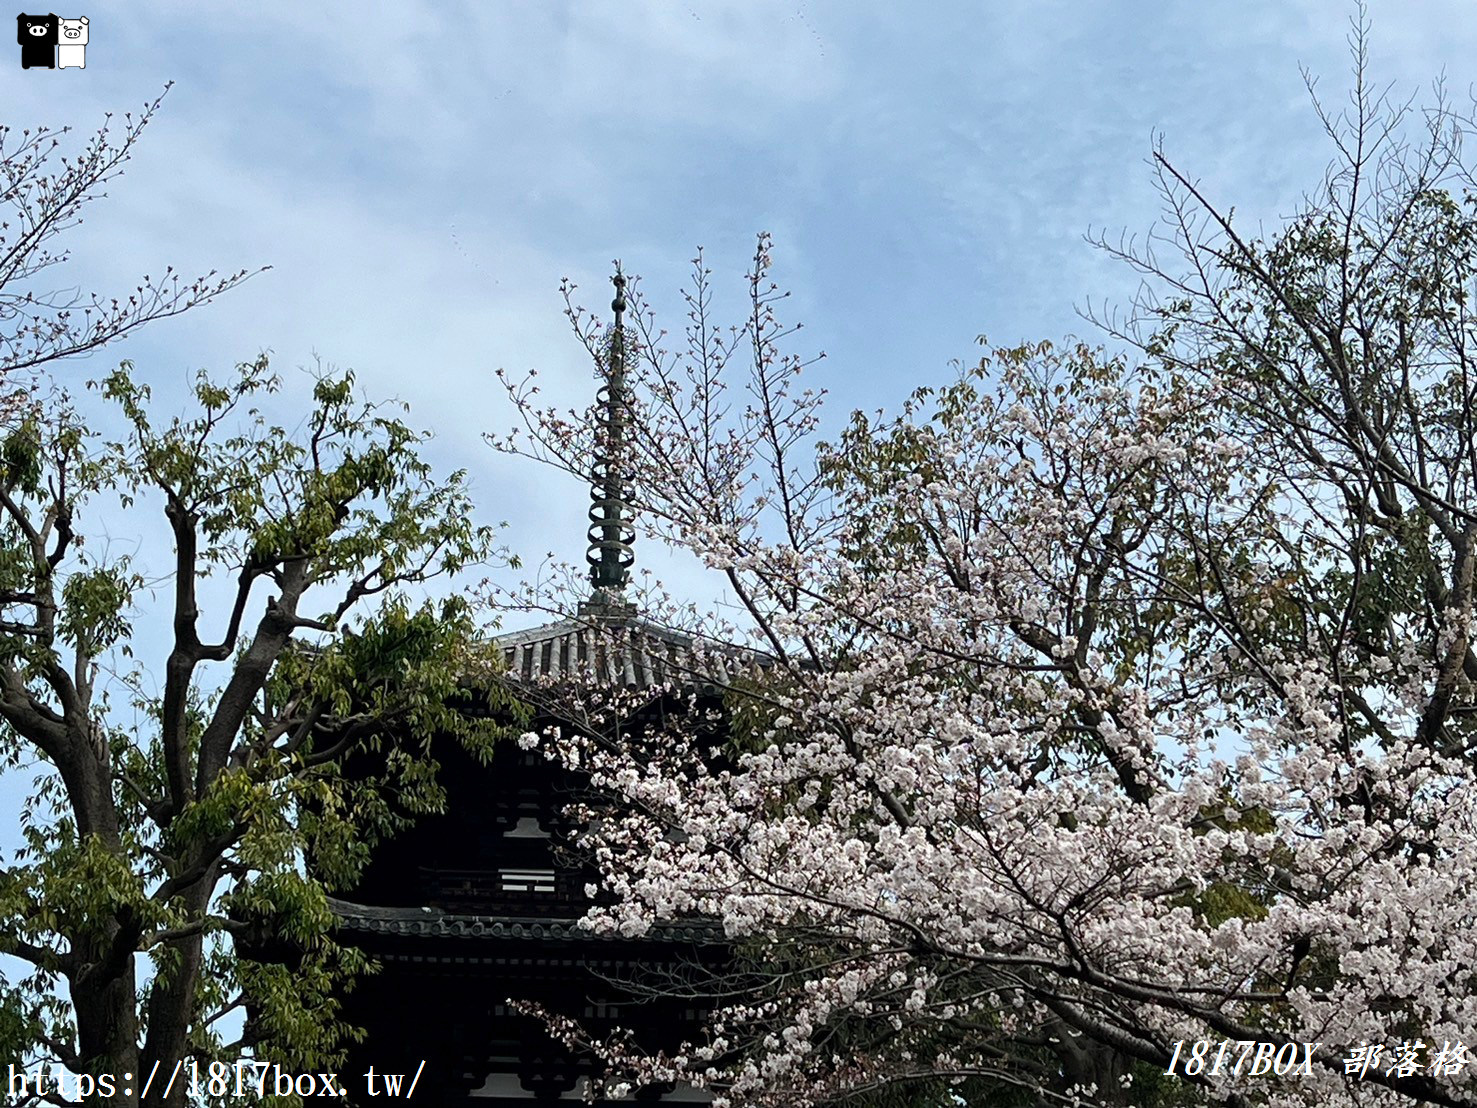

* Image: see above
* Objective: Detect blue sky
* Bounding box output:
[1,3,1475,853]
[5,0,1475,615]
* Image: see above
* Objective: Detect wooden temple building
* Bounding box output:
[328,273,735,1104]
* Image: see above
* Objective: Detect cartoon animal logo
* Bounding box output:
[56,15,85,68]
[16,13,58,69]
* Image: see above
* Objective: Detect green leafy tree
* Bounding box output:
[0,356,515,1107]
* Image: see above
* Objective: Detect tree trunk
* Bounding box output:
[72,942,139,1108]
[141,872,216,1108]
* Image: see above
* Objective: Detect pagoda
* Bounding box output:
[329,272,737,1104]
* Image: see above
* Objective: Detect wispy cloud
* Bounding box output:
[2,0,1475,633]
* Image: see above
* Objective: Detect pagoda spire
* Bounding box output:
[584,267,636,615]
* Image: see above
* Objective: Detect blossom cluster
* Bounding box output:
[502,237,1477,1108]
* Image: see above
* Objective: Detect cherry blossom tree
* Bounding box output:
[498,40,1477,1108]
[1,87,254,387]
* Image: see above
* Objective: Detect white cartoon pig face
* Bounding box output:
[59,17,87,43]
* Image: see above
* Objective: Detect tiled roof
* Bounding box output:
[327,896,722,944]
[494,613,758,692]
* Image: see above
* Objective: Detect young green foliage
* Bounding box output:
[0,356,517,1107]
